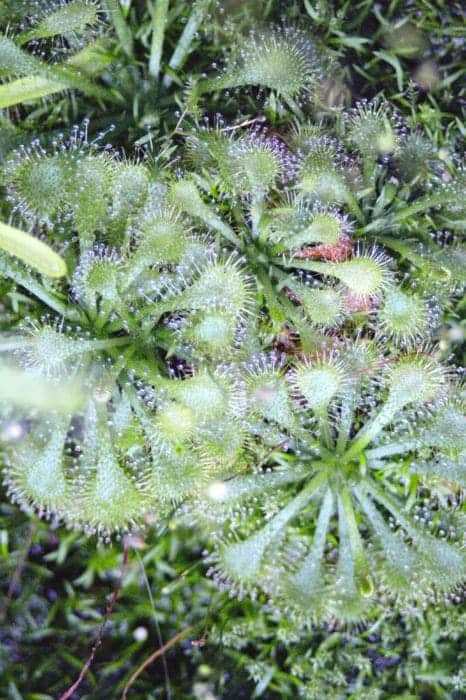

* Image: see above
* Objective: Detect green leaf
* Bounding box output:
[0,367,84,413]
[373,50,404,91]
[0,221,67,278]
[0,36,117,103]
[253,665,275,697]
[332,31,370,50]
[0,75,67,109]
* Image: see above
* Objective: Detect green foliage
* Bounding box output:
[0,0,464,697]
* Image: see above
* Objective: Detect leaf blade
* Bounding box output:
[0,221,67,278]
[0,75,67,109]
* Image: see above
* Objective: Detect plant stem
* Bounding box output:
[149,0,170,79]
[0,335,128,360]
[277,257,327,274]
[223,469,328,581]
[59,543,130,700]
[344,189,365,225]
[365,480,415,535]
[336,390,355,454]
[121,625,193,700]
[316,409,333,450]
[272,471,329,538]
[284,95,304,120]
[250,197,264,240]
[366,441,417,460]
[362,157,377,191]
[343,400,398,462]
[210,465,309,504]
[284,489,334,601]
[87,336,130,350]
[255,268,287,323]
[338,486,373,597]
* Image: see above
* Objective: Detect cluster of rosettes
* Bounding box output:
[3,324,464,611]
[177,108,463,349]
[2,111,453,362]
[2,124,261,362]
[4,94,465,349]
[0,82,464,620]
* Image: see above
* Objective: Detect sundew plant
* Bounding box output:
[0,1,464,697]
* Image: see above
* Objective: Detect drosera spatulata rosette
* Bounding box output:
[196,346,465,623]
[200,25,326,113]
[0,14,464,628]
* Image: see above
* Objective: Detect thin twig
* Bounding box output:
[121,625,193,700]
[58,543,130,700]
[173,106,188,135]
[135,550,171,700]
[220,116,267,132]
[0,521,39,622]
[256,440,288,470]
